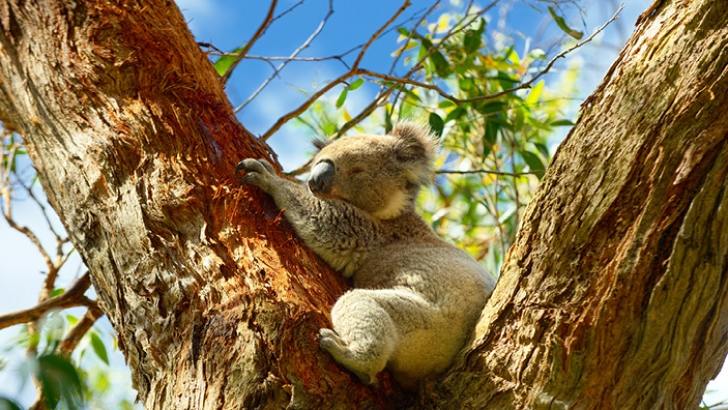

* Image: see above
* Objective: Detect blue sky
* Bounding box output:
[1,0,726,407]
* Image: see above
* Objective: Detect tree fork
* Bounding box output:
[1,1,727,409]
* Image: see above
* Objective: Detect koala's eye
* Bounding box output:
[349,167,365,176]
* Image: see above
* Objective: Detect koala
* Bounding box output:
[236,122,496,388]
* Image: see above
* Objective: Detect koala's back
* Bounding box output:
[352,218,495,385]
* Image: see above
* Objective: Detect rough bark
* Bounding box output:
[431,1,728,408]
[0,1,399,408]
[0,0,726,409]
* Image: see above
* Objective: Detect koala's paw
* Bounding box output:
[319,328,345,351]
[319,328,376,385]
[236,158,276,191]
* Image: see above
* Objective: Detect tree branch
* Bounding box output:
[0,273,94,330]
[259,0,412,142]
[436,168,536,177]
[58,305,103,356]
[234,0,335,113]
[221,0,278,83]
[450,4,623,104]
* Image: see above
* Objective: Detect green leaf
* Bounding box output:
[458,77,474,91]
[547,7,584,40]
[476,101,507,114]
[521,150,545,178]
[49,288,65,298]
[496,71,518,90]
[483,120,499,157]
[445,107,466,123]
[384,108,393,134]
[429,113,444,137]
[335,88,348,108]
[429,50,451,77]
[535,142,550,158]
[213,47,243,77]
[463,29,481,53]
[90,332,109,365]
[36,354,83,409]
[525,80,545,106]
[322,121,337,136]
[347,78,364,91]
[438,100,456,109]
[410,32,450,77]
[551,119,575,126]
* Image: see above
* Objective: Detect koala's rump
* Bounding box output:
[354,243,491,310]
[354,242,493,384]
[387,312,471,388]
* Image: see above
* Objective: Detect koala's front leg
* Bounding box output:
[237,158,381,275]
[236,158,278,194]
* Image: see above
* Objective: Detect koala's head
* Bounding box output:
[308,122,437,220]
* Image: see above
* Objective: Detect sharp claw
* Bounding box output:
[235,160,247,174]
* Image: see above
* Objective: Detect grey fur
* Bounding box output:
[237,122,495,388]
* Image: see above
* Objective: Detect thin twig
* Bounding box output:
[452,4,623,103]
[259,0,412,142]
[2,185,54,272]
[221,0,279,83]
[284,2,496,177]
[436,168,536,177]
[388,0,442,75]
[332,0,497,140]
[353,0,412,69]
[270,0,306,24]
[58,304,103,356]
[0,273,94,330]
[16,175,64,243]
[235,0,335,113]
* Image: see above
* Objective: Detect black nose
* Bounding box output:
[308,160,335,194]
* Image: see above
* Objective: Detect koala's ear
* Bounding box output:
[391,122,438,163]
[311,137,331,151]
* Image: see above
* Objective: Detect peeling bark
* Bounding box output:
[432,1,728,408]
[0,0,726,409]
[0,1,399,408]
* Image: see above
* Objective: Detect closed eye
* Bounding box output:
[349,167,365,175]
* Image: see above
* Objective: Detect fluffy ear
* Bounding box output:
[390,121,438,185]
[391,121,438,163]
[311,137,331,151]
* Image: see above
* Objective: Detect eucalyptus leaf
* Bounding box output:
[520,150,545,178]
[36,353,84,409]
[547,7,584,40]
[347,78,364,91]
[429,113,444,137]
[90,332,109,365]
[335,88,348,108]
[213,47,243,77]
[551,119,575,126]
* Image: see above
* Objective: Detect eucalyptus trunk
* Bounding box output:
[0,1,726,409]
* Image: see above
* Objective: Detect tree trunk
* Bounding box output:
[0,1,726,410]
[0,1,398,408]
[431,1,728,408]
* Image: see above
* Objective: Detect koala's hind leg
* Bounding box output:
[320,288,434,384]
[319,289,402,384]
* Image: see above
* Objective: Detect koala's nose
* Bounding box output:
[308,160,335,194]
